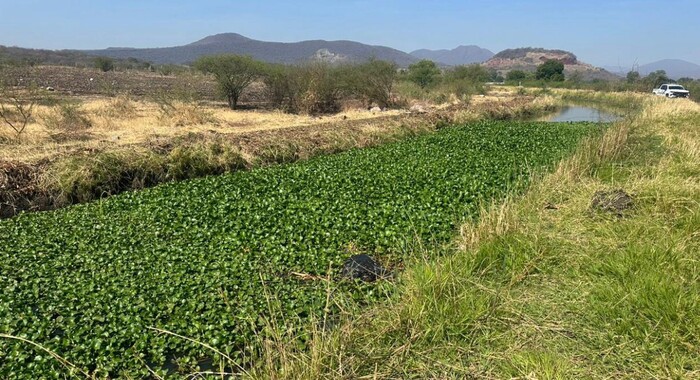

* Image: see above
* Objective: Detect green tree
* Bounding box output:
[644,70,669,88]
[344,59,398,107]
[536,59,565,81]
[447,64,491,83]
[506,70,528,82]
[407,60,441,89]
[94,57,115,72]
[567,71,583,86]
[194,55,264,109]
[626,71,641,83]
[440,64,491,98]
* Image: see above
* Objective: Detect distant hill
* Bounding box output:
[639,59,700,79]
[604,59,700,80]
[409,45,494,66]
[81,33,419,67]
[484,47,618,81]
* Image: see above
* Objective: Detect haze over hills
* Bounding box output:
[409,46,494,65]
[0,45,151,69]
[604,59,700,79]
[641,59,700,79]
[81,33,419,66]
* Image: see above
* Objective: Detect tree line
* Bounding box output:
[193,55,399,113]
[191,55,504,113]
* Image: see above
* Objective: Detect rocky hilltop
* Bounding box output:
[484,47,617,80]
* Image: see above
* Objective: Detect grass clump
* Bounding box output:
[48,148,164,204]
[41,101,93,141]
[157,100,216,127]
[166,141,247,180]
[97,94,138,119]
[46,141,248,205]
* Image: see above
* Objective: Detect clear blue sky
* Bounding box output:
[1,0,699,67]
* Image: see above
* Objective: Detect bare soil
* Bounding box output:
[2,65,217,98]
[590,189,634,215]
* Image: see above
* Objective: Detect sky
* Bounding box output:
[1,0,699,68]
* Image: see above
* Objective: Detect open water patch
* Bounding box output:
[541,106,621,123]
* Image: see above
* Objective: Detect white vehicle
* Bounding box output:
[653,84,690,98]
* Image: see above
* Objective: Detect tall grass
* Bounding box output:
[452,94,561,123]
[96,94,139,119]
[557,88,646,112]
[41,102,93,141]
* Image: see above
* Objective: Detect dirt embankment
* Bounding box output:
[0,161,50,218]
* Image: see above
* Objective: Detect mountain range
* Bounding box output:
[82,33,420,67]
[80,33,498,67]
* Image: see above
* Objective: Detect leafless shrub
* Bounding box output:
[261,60,397,114]
[42,102,93,141]
[152,87,215,127]
[0,82,37,140]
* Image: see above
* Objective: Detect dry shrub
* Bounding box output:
[262,63,345,115]
[42,102,93,141]
[0,84,39,141]
[300,86,342,115]
[166,141,247,180]
[151,84,217,126]
[98,94,138,119]
[158,101,216,127]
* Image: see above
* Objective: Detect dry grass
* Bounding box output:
[0,97,407,163]
[454,94,560,123]
[42,102,93,142]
